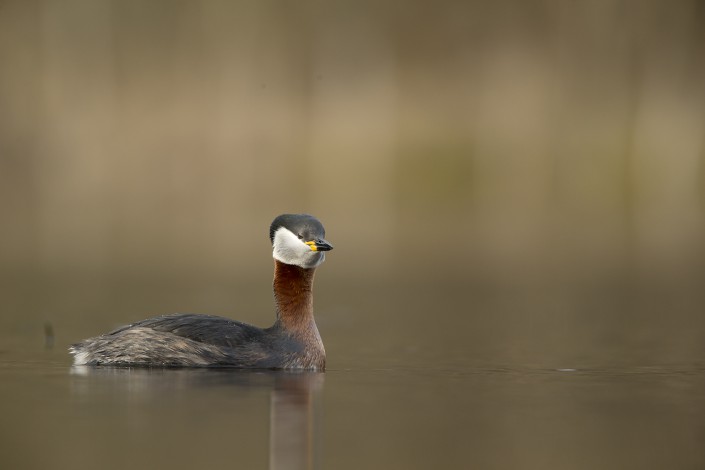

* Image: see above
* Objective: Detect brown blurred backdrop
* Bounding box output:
[0,1,704,357]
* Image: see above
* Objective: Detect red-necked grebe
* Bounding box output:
[69,214,333,370]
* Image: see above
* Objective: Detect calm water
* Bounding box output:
[2,353,705,470]
[2,280,705,469]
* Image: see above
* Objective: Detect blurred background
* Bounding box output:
[0,0,704,363]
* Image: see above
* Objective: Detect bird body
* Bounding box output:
[70,214,332,370]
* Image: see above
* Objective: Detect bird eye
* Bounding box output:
[297,234,303,240]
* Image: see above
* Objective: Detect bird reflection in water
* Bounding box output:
[269,372,323,470]
[70,367,324,470]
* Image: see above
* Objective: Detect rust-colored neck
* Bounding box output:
[272,260,317,333]
[272,259,326,370]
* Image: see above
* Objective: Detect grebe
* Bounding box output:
[70,214,333,370]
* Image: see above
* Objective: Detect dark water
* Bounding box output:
[2,280,705,470]
[2,353,705,470]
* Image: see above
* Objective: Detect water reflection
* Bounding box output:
[70,367,324,470]
[270,373,324,470]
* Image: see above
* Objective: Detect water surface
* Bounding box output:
[2,340,704,470]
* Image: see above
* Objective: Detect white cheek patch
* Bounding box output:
[272,227,325,269]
